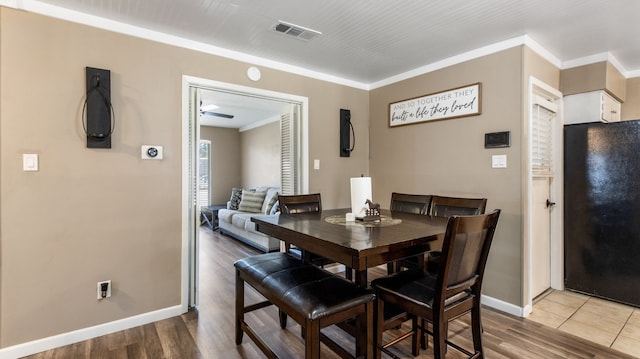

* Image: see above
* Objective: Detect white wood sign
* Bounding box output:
[389,83,482,127]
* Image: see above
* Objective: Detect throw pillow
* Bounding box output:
[238,190,266,213]
[229,187,243,210]
[270,200,280,215]
[263,192,279,214]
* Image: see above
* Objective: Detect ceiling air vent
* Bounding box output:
[272,21,321,41]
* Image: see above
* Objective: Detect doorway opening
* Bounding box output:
[181,76,309,310]
[524,77,563,315]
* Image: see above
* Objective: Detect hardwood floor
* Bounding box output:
[23,228,636,358]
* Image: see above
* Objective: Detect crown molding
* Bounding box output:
[3,1,637,88]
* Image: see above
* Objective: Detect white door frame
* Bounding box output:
[180,75,309,311]
[523,76,564,316]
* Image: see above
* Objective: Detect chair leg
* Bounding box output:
[420,318,428,349]
[374,298,384,359]
[279,309,288,328]
[411,316,420,356]
[304,319,321,359]
[365,302,374,358]
[235,271,244,345]
[471,303,484,356]
[354,303,372,358]
[433,318,447,359]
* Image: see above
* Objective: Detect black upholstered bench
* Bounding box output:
[234,252,375,359]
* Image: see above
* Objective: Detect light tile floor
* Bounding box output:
[529,290,640,357]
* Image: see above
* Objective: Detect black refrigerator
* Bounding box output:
[564,120,640,307]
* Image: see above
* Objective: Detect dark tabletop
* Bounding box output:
[252,208,447,284]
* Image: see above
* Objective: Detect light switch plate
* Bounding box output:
[492,154,507,168]
[23,154,39,171]
[314,159,320,170]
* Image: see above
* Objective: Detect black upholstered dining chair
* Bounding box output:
[389,192,431,215]
[425,196,487,273]
[277,194,349,277]
[372,209,501,359]
[429,195,487,218]
[387,192,431,273]
[394,195,488,273]
[278,193,322,214]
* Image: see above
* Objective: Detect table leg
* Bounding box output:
[201,211,214,230]
[416,253,425,272]
[354,269,368,288]
[354,269,370,358]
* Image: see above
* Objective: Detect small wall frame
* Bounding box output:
[484,131,511,148]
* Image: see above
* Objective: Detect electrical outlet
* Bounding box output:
[97,280,111,300]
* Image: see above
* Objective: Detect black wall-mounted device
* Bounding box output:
[85,67,112,148]
[484,131,511,148]
[340,109,353,157]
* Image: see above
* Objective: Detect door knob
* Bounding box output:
[546,199,556,208]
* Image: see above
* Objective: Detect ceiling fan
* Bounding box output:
[200,101,234,119]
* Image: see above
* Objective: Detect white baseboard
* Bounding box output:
[481,294,526,317]
[0,290,526,358]
[0,305,185,359]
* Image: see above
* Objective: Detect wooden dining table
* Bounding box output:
[251,208,448,288]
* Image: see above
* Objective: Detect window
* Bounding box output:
[199,140,211,208]
[531,94,557,176]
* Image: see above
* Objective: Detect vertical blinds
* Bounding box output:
[189,87,198,212]
[280,104,300,195]
[532,94,557,176]
[198,141,211,207]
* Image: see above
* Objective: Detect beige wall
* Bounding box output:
[561,62,608,96]
[9,3,636,351]
[560,61,626,102]
[524,47,560,89]
[0,7,368,347]
[200,120,282,205]
[606,62,627,102]
[200,126,241,205]
[623,77,640,120]
[240,120,280,189]
[370,47,527,305]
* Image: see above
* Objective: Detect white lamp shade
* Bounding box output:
[350,177,372,218]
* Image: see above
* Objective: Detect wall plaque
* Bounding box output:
[389,83,482,127]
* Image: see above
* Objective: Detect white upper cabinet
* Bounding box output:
[564,90,621,125]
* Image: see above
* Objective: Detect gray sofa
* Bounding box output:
[218,186,281,253]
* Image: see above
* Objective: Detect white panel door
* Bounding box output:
[531,176,551,298]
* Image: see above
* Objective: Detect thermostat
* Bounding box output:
[485,131,511,148]
[141,145,163,160]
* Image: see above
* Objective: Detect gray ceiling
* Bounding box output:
[17,0,640,126]
[30,0,640,83]
[197,88,290,129]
